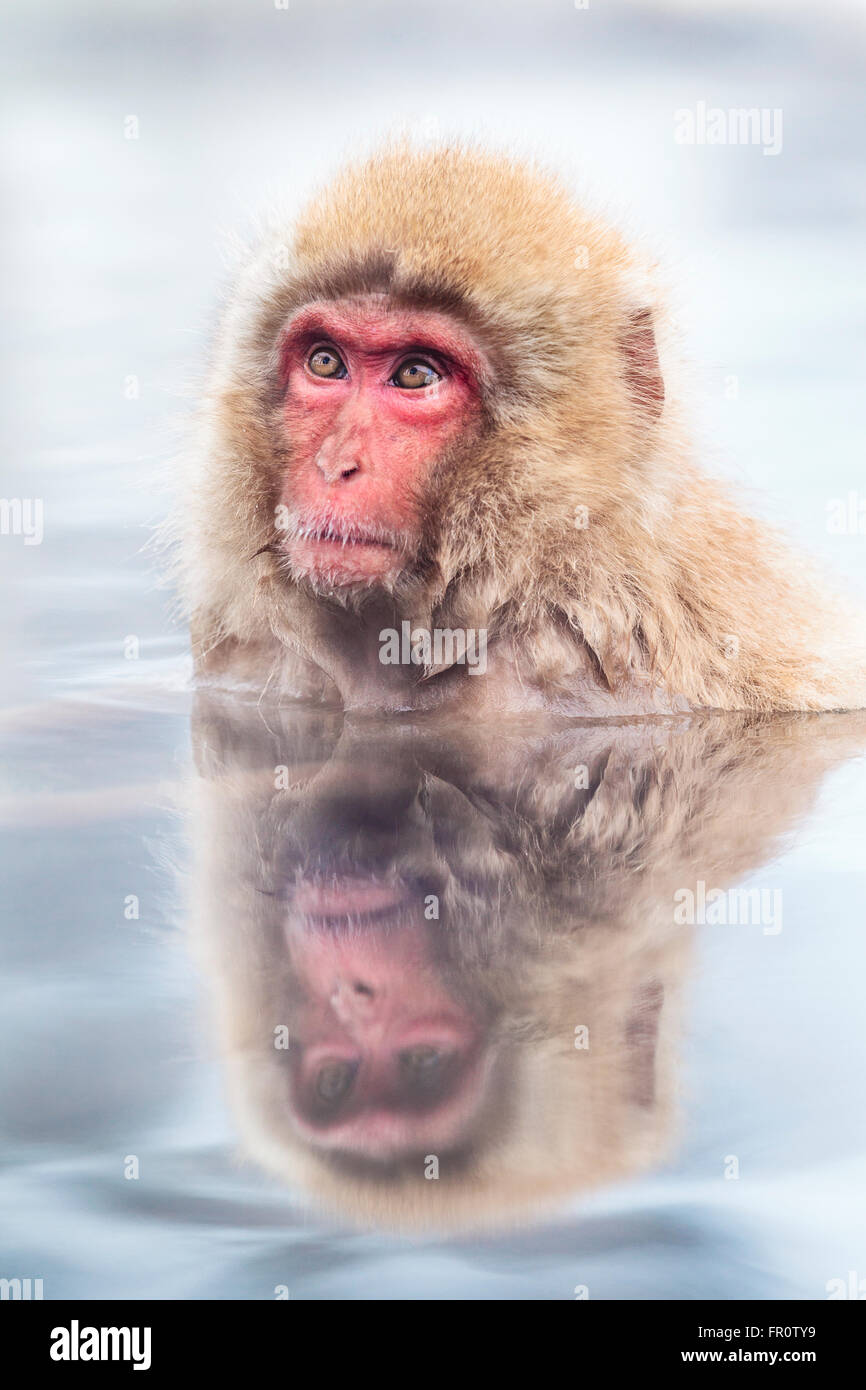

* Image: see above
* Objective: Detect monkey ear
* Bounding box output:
[621,308,664,422]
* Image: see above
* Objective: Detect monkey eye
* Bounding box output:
[399,1045,442,1072]
[391,358,441,390]
[398,1046,454,1097]
[314,1060,357,1104]
[307,346,347,379]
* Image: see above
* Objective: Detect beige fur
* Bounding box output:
[186,700,866,1231]
[174,143,866,713]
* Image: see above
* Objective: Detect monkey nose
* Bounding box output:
[330,979,378,1026]
[316,453,361,484]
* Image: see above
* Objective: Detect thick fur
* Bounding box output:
[186,701,866,1230]
[175,143,865,713]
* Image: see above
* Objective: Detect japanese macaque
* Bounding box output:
[176,144,866,715]
[185,700,866,1231]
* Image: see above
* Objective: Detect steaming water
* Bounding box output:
[2,0,865,1300]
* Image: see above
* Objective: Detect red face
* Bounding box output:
[284,889,489,1157]
[277,296,486,588]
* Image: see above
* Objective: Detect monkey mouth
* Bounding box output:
[279,514,409,585]
[289,874,414,930]
[301,522,397,547]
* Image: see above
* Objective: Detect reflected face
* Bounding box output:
[284,892,490,1158]
[277,296,487,589]
[192,695,865,1232]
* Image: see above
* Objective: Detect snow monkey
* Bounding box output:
[186,700,866,1230]
[177,144,865,715]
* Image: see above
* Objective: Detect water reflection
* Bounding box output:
[187,699,865,1232]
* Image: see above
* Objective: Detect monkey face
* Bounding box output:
[284,906,490,1160]
[274,295,487,593]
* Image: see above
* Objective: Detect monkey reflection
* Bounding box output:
[186,702,866,1231]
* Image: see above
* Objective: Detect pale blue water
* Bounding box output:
[2,0,865,1301]
[2,691,865,1299]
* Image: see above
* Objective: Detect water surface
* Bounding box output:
[2,686,865,1299]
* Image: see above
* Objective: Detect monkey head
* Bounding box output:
[181,145,670,691]
[183,698,866,1230]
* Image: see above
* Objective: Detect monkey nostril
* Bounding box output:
[353,981,374,997]
[314,454,361,483]
[317,459,360,482]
